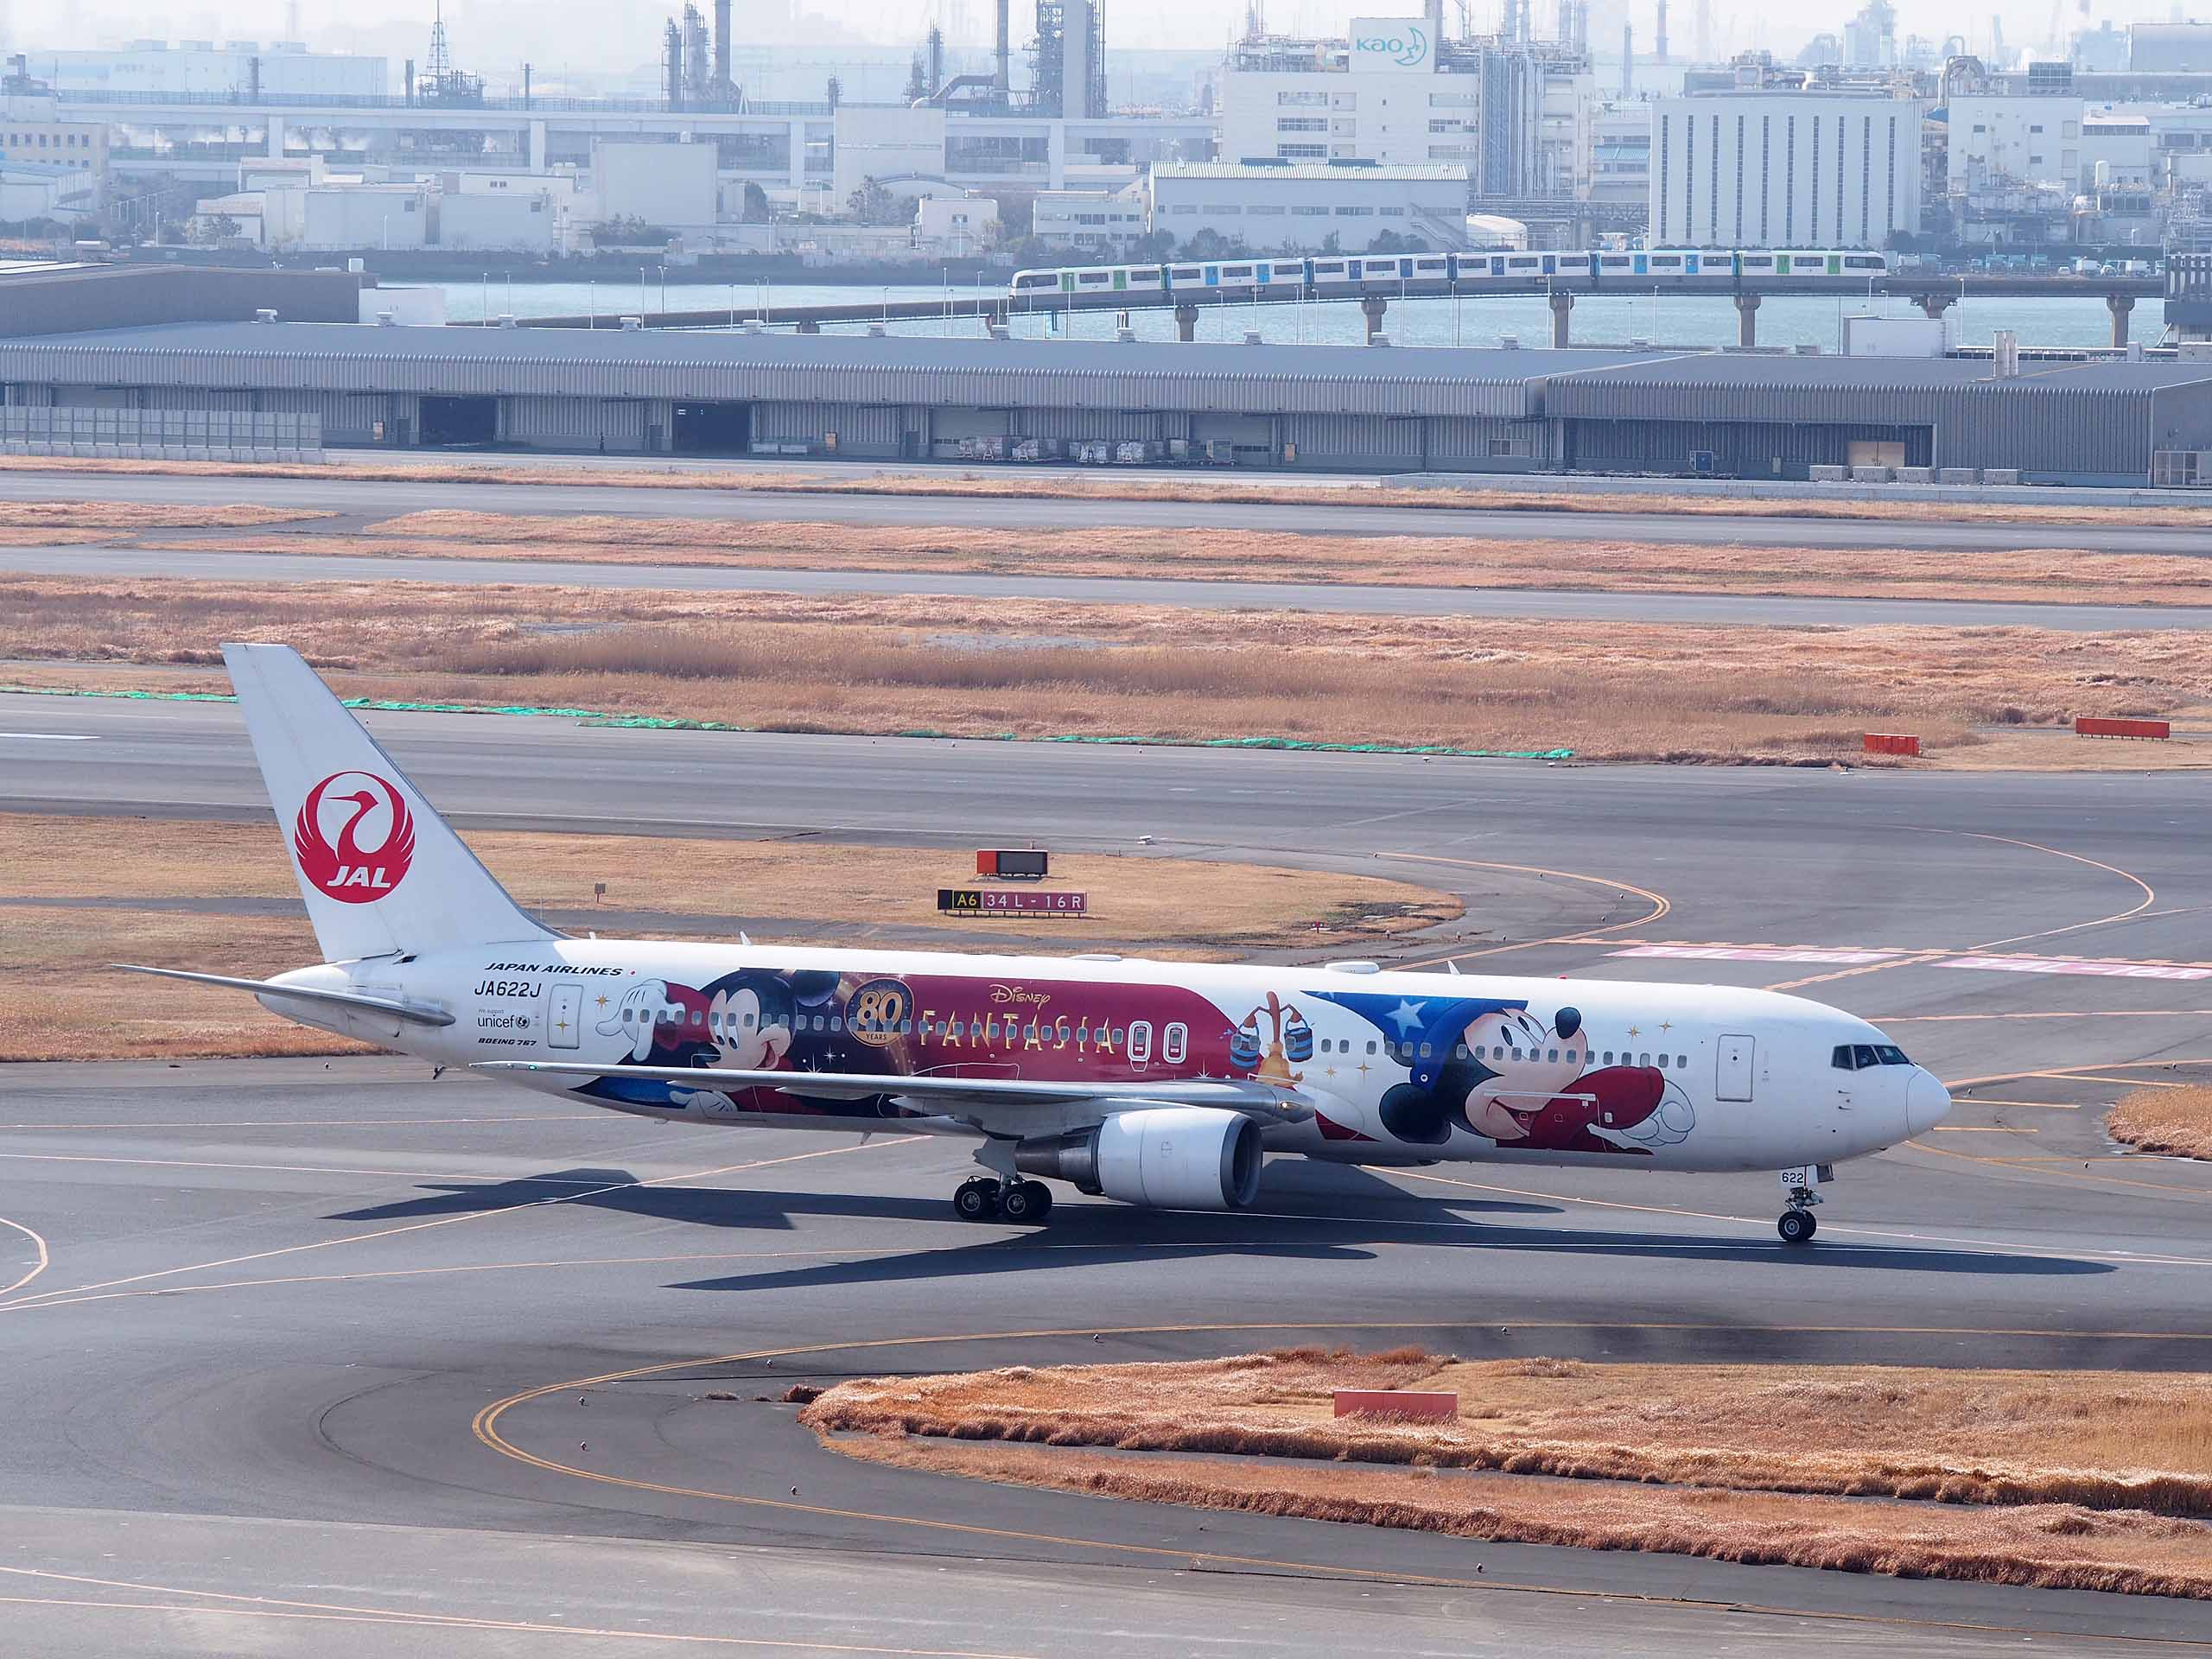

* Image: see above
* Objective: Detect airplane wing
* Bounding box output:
[472,1061,1313,1122]
[113,964,457,1027]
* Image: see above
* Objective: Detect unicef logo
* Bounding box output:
[1355,22,1429,65]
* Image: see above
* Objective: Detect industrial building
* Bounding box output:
[1,319,2206,485]
[21,40,386,99]
[1,60,111,211]
[1148,161,1471,250]
[1217,22,1590,201]
[1030,184,1149,249]
[1648,85,1922,248]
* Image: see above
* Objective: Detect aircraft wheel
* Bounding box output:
[1777,1209,1816,1245]
[953,1178,1001,1222]
[1001,1179,1052,1224]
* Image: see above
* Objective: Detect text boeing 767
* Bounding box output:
[121,644,1949,1244]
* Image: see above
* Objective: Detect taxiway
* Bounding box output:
[4,698,2212,1655]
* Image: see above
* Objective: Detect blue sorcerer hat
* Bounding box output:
[1305,991,1525,1089]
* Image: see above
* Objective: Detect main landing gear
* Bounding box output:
[952,1176,1054,1224]
[1777,1163,1832,1246]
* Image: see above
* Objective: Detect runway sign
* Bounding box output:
[939,888,1088,916]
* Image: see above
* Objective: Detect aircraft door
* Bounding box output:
[1716,1033,1755,1102]
[548,983,582,1049]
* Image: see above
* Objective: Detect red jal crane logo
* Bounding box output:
[294,772,416,904]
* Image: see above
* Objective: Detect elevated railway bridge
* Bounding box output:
[499,271,2169,351]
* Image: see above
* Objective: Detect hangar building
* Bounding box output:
[1,320,2208,485]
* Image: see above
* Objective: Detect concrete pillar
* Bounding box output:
[528,119,548,172]
[2107,293,2134,349]
[1174,302,1199,343]
[1362,294,1389,343]
[1733,291,1760,350]
[1916,294,1953,321]
[1548,289,1573,349]
[266,116,286,159]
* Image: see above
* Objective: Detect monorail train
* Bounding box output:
[1009,248,1890,298]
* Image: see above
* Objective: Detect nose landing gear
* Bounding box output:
[1777,1163,1832,1246]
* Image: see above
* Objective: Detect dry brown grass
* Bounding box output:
[0,500,329,531]
[799,1348,2212,1517]
[6,575,2208,766]
[7,452,2209,528]
[0,816,1455,1062]
[2108,1084,2212,1160]
[3,907,365,1062]
[828,1433,2212,1599]
[185,509,2212,610]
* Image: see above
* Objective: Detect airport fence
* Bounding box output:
[0,408,325,463]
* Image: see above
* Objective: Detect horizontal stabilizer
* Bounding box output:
[473,1061,1311,1120]
[113,965,457,1028]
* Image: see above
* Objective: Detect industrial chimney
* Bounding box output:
[1425,0,1444,41]
[1655,0,1669,60]
[714,0,732,99]
[1620,21,1632,94]
[994,0,1010,93]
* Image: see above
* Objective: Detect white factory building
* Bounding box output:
[1647,87,1923,248]
[1947,92,2212,194]
[1217,22,1589,199]
[1030,185,1150,249]
[1149,160,1470,251]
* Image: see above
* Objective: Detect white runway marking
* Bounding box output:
[0,732,95,741]
[1611,944,1901,965]
[1938,955,2212,982]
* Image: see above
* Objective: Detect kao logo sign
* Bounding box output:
[294,771,416,904]
[1350,16,1432,69]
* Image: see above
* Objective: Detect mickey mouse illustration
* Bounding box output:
[1308,991,1694,1155]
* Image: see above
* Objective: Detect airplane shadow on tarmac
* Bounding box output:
[327,1162,2113,1290]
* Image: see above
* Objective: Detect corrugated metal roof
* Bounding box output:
[0,321,1679,421]
[1154,162,1469,182]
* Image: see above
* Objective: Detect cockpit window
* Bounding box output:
[1836,1043,1912,1070]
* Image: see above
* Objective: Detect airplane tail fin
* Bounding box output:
[223,642,556,963]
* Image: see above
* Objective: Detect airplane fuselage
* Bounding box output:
[264,939,1943,1174]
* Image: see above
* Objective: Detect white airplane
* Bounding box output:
[123,645,1949,1245]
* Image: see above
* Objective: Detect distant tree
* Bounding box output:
[193,212,243,246]
[740,181,772,223]
[1319,232,1342,255]
[1364,229,1431,255]
[991,189,1038,238]
[1177,227,1238,260]
[1129,229,1175,261]
[846,178,903,225]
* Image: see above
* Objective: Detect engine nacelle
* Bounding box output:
[1015,1106,1262,1211]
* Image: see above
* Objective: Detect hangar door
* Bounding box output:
[418,395,497,447]
[672,401,752,454]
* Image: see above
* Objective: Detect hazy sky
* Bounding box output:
[15,0,2165,67]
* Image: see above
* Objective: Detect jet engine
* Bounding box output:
[1014,1106,1262,1211]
